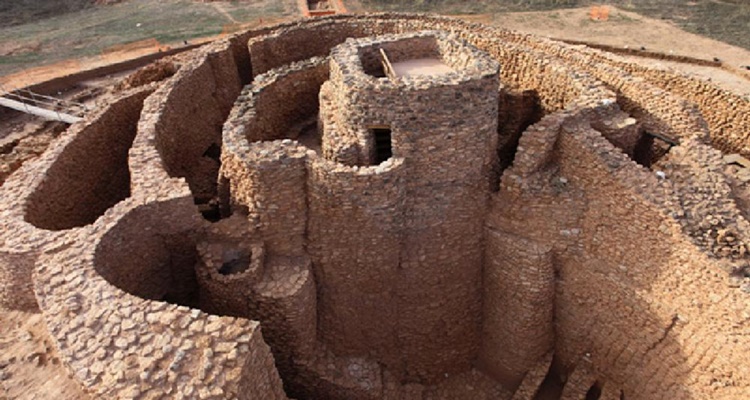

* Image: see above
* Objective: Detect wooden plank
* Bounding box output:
[644,131,679,146]
[0,97,82,124]
[724,153,750,168]
[379,48,396,80]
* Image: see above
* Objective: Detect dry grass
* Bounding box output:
[2,0,749,78]
[0,0,296,77]
[362,0,750,52]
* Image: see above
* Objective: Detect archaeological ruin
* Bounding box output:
[1,12,750,400]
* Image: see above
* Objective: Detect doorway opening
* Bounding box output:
[371,127,393,164]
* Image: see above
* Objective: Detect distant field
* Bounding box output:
[0,0,296,77]
[0,0,93,28]
[362,0,750,52]
[2,0,750,79]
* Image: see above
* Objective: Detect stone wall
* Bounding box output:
[489,105,750,399]
[35,196,288,400]
[24,90,150,231]
[546,43,750,156]
[237,57,328,143]
[1,12,749,400]
[0,86,154,311]
[480,231,555,389]
[551,124,749,399]
[248,19,367,77]
[309,31,501,382]
[145,41,242,202]
[307,156,406,365]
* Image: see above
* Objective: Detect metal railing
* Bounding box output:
[0,83,88,124]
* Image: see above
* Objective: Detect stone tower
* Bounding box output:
[313,31,501,382]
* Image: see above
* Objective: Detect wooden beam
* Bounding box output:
[0,97,82,124]
[379,48,396,80]
[724,154,750,168]
[644,131,679,146]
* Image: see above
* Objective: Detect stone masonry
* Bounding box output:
[0,12,749,400]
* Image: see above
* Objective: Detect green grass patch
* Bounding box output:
[0,0,295,77]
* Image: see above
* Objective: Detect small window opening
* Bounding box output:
[585,382,603,400]
[203,142,221,162]
[363,60,387,78]
[218,249,251,276]
[633,131,674,168]
[372,127,393,164]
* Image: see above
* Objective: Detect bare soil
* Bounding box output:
[0,311,90,400]
[472,6,750,97]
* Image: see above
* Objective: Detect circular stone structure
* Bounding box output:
[1,12,750,400]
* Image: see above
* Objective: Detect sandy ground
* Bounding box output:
[479,6,750,96]
[484,7,750,68]
[1,4,750,400]
[392,58,454,77]
[0,312,90,400]
[0,17,288,90]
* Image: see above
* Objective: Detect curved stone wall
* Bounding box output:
[236,57,329,144]
[24,90,149,231]
[35,196,287,400]
[140,41,242,205]
[0,12,748,400]
[0,86,154,311]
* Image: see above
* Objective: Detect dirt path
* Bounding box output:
[212,2,239,24]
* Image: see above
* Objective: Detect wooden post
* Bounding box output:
[379,48,396,80]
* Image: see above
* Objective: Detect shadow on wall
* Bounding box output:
[551,129,698,399]
[154,46,243,223]
[93,199,202,308]
[24,90,151,231]
[495,88,544,183]
[483,115,700,398]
